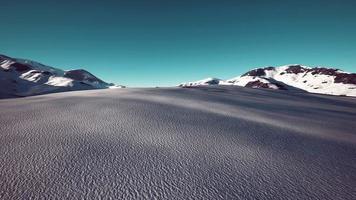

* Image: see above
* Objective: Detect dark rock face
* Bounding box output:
[242,68,266,77]
[245,80,270,88]
[10,63,31,72]
[264,66,275,71]
[205,79,220,85]
[242,67,274,76]
[245,79,287,90]
[64,69,105,83]
[334,73,356,84]
[308,68,338,76]
[285,65,307,74]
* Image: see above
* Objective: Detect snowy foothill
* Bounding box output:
[0,54,122,98]
[178,77,222,87]
[181,64,356,97]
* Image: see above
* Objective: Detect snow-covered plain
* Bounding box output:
[0,86,355,199]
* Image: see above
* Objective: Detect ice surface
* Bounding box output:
[0,86,355,199]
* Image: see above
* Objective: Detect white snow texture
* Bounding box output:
[0,87,355,199]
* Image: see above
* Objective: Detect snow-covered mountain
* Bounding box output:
[179,65,356,97]
[0,54,122,98]
[178,77,222,87]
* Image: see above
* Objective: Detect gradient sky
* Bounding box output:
[1,0,356,86]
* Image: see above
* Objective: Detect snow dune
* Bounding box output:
[0,86,355,199]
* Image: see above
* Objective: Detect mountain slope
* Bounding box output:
[178,77,222,87]
[180,65,356,97]
[0,54,121,98]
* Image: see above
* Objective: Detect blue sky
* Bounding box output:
[1,0,356,86]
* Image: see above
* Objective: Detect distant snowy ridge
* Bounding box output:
[0,54,123,98]
[179,65,356,97]
[178,77,222,87]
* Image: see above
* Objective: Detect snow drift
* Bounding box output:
[0,87,355,199]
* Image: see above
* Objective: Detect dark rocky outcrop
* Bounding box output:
[204,79,220,85]
[245,80,270,89]
[285,65,307,74]
[334,73,356,84]
[308,67,339,76]
[242,68,266,77]
[64,69,105,83]
[242,67,280,77]
[10,63,31,72]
